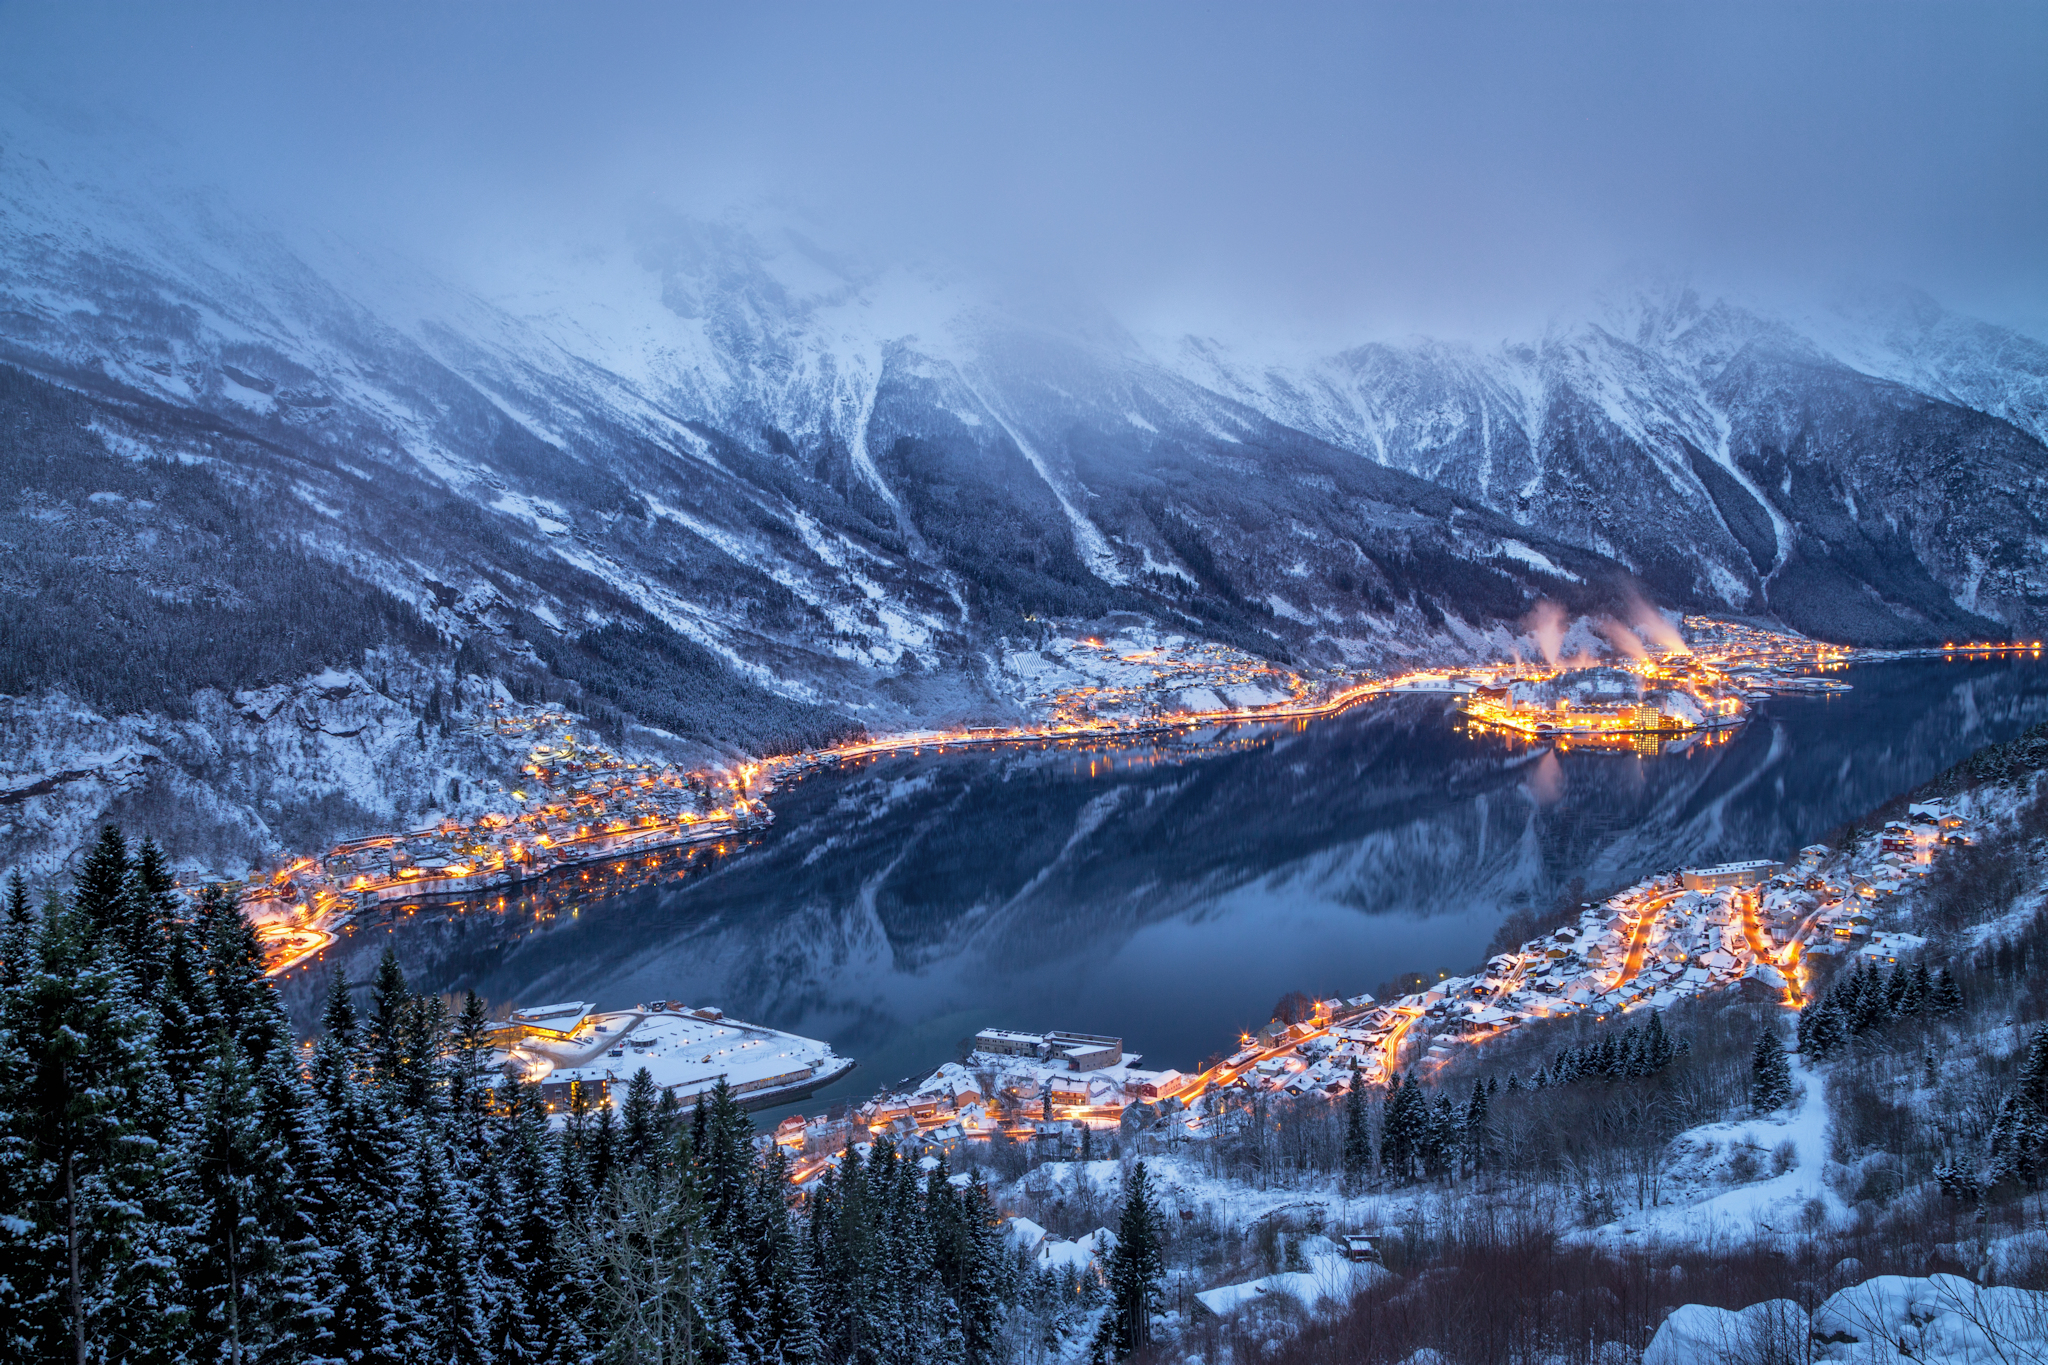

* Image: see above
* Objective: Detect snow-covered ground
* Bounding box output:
[1585,1054,1837,1244]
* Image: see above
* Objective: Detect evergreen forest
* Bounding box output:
[0,826,1167,1365]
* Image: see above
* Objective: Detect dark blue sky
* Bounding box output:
[3,2,2043,337]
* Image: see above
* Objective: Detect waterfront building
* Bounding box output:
[972,1028,1049,1057]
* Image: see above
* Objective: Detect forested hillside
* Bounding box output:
[0,826,1134,1363]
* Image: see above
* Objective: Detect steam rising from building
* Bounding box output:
[1625,594,1692,655]
[1597,618,1648,660]
[1525,600,1567,666]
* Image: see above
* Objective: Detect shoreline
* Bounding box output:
[239,636,2039,977]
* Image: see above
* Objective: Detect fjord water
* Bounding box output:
[287,657,2045,1101]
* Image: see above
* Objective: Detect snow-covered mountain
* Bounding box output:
[1165,284,2048,643]
[3,103,2045,874]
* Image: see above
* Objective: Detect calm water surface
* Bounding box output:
[281,657,2046,1104]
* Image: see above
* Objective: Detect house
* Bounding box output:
[1342,1233,1381,1263]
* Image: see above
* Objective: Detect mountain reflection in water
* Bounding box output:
[279,657,2046,1096]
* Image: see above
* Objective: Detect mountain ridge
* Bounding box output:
[2,105,2045,874]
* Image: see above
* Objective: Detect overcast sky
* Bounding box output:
[3,2,2044,340]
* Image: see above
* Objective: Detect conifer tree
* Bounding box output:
[1643,1010,1676,1072]
[750,1144,820,1364]
[1341,1065,1371,1183]
[1460,1080,1491,1175]
[10,903,184,1361]
[155,915,219,1104]
[445,990,495,1168]
[368,947,412,1092]
[3,868,31,926]
[402,1127,488,1364]
[1424,1094,1458,1179]
[1750,1030,1793,1113]
[622,1066,661,1168]
[206,886,288,1068]
[1907,961,1934,1014]
[1104,1161,1164,1358]
[119,837,177,992]
[1932,967,1964,1015]
[1380,1073,1422,1180]
[70,825,131,945]
[590,1099,620,1194]
[956,1173,1009,1365]
[183,1025,321,1365]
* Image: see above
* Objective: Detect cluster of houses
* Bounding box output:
[1002,623,1319,729]
[243,707,760,963]
[766,794,1993,1179]
[1754,801,1974,964]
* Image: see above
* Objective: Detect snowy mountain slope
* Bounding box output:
[0,109,1624,872]
[1163,286,2048,644]
[4,102,2047,872]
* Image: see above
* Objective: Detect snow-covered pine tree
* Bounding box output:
[751,1143,821,1363]
[205,884,291,1069]
[1104,1160,1164,1358]
[117,837,178,994]
[1460,1080,1491,1175]
[1643,1010,1676,1072]
[367,947,413,1095]
[1907,961,1934,1014]
[69,825,131,945]
[475,1159,539,1362]
[401,1126,488,1365]
[589,1097,619,1194]
[445,989,496,1170]
[622,1065,661,1169]
[182,1025,313,1364]
[9,898,186,1361]
[1424,1094,1459,1179]
[956,1172,1010,1365]
[154,913,218,1105]
[499,1078,568,1365]
[1391,1072,1421,1178]
[0,924,40,1361]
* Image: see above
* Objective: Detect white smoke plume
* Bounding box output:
[1596,617,1648,660]
[1623,591,1690,654]
[1524,599,1567,667]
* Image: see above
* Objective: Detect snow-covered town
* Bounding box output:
[748,794,1993,1187]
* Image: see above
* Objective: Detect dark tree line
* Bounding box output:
[0,826,1032,1365]
[1797,957,1959,1059]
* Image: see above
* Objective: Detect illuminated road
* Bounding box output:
[1616,890,1677,987]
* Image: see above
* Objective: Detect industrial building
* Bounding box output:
[1680,859,1781,891]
